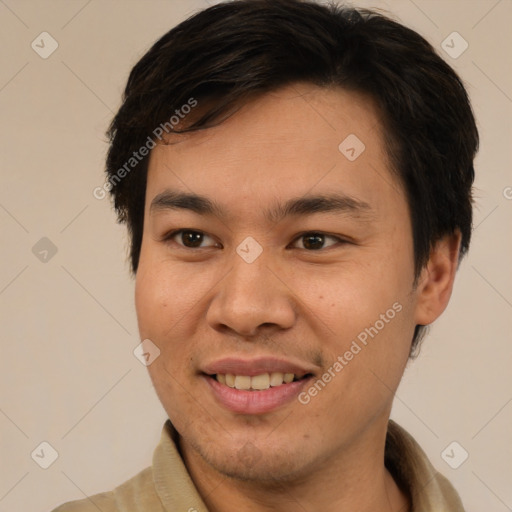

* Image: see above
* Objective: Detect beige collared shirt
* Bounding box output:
[52,419,465,511]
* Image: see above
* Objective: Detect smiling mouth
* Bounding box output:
[209,372,313,391]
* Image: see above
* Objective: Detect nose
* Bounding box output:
[206,248,297,339]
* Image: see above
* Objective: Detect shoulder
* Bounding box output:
[50,466,158,512]
[50,490,116,512]
[386,420,466,511]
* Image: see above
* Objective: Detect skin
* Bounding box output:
[135,83,461,511]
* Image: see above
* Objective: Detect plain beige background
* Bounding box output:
[0,0,511,511]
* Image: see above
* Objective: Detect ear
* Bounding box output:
[413,230,462,326]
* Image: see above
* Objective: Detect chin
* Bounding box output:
[189,435,315,484]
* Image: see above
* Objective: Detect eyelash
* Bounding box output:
[162,229,349,251]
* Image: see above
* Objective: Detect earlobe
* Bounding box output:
[414,230,462,326]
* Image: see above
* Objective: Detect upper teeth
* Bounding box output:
[216,372,296,390]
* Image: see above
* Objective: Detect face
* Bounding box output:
[135,84,421,482]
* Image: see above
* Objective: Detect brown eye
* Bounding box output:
[166,229,218,248]
[181,230,204,247]
[292,232,343,251]
[302,233,325,250]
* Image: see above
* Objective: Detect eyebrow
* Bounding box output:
[150,189,374,223]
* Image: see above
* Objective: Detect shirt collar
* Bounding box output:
[152,418,465,511]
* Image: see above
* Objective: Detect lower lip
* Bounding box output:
[204,375,312,414]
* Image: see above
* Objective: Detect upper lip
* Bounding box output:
[202,357,315,378]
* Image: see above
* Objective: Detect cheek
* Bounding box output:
[302,254,415,380]
[135,258,184,342]
[135,263,163,340]
[134,254,215,343]
[347,293,416,399]
[135,261,197,391]
[305,265,399,329]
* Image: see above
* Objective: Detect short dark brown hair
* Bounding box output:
[105,0,478,353]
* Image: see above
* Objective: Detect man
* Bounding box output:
[54,0,478,510]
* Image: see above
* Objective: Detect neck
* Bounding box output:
[179,420,410,512]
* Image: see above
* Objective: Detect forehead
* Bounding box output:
[145,83,403,220]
